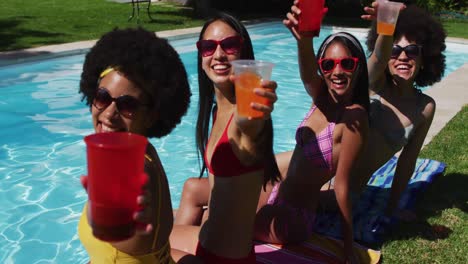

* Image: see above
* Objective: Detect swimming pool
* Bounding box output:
[0,21,467,263]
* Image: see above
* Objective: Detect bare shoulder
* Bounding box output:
[419,92,436,117]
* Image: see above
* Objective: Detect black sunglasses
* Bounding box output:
[391,44,422,59]
[93,88,147,119]
[196,36,243,57]
[318,57,359,73]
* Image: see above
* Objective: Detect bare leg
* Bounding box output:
[255,204,310,244]
[170,225,201,255]
[174,177,210,225]
[255,151,313,244]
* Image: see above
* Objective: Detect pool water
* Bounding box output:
[0,21,467,263]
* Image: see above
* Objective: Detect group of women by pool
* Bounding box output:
[76,0,446,263]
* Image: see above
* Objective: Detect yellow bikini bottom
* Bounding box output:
[78,203,175,264]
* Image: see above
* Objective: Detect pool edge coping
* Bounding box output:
[2,20,467,67]
[0,19,278,67]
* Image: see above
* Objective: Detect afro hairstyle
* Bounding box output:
[366,5,447,87]
[79,27,191,138]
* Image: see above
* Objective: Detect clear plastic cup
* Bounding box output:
[377,0,403,36]
[231,60,275,118]
[84,132,148,241]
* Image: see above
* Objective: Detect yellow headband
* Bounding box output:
[99,67,115,78]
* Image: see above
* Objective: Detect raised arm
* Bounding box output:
[367,34,394,89]
[386,96,435,220]
[284,0,323,99]
[334,106,368,263]
[362,1,405,91]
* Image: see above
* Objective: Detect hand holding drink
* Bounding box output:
[298,0,328,37]
[231,60,275,119]
[376,0,403,35]
[83,132,148,242]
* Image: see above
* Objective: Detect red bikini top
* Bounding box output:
[205,114,263,177]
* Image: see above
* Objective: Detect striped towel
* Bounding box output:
[314,157,446,245]
[255,233,381,264]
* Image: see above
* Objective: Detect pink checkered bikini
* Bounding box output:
[295,105,335,171]
[266,105,335,237]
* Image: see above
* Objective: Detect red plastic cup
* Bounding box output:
[298,0,326,37]
[84,132,148,241]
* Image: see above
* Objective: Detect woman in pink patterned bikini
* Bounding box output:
[253,2,370,263]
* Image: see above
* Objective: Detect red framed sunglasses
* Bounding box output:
[93,88,148,119]
[318,57,359,73]
[196,35,243,57]
[391,44,422,59]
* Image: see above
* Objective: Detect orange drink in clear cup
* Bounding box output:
[377,21,396,36]
[377,0,403,36]
[231,60,275,118]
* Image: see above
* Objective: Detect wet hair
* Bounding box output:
[317,32,370,112]
[79,27,191,138]
[195,12,280,186]
[366,5,446,87]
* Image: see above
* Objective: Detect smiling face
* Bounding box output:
[321,41,358,104]
[388,36,422,83]
[91,70,152,135]
[200,20,242,89]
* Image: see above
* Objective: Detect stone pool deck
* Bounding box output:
[424,62,468,146]
[0,24,466,148]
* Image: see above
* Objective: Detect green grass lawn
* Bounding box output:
[0,0,466,51]
[381,106,468,263]
[0,0,205,51]
[442,19,468,39]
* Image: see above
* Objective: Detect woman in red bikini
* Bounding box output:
[253,2,370,263]
[170,12,280,264]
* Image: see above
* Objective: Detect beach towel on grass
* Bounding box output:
[255,233,381,264]
[314,157,446,245]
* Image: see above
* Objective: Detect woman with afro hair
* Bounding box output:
[355,2,446,221]
[77,27,201,263]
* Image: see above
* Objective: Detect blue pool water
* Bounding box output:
[0,21,467,263]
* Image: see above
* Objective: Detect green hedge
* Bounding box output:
[360,0,466,15]
[414,0,466,14]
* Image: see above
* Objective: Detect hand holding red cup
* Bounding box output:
[83,132,149,242]
[298,0,328,37]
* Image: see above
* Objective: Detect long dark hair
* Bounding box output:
[316,32,370,113]
[195,12,280,187]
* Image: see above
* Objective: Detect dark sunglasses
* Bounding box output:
[318,57,359,73]
[93,88,147,119]
[391,44,422,59]
[196,36,243,57]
